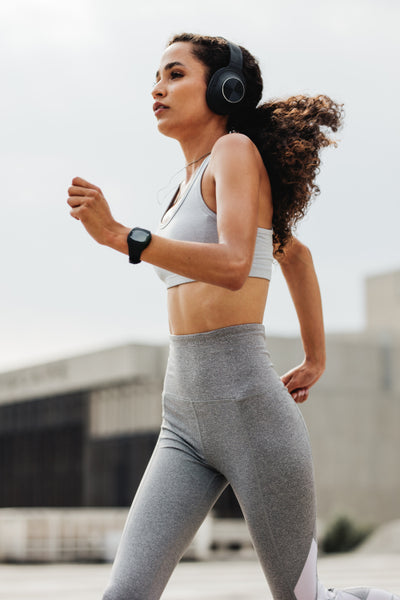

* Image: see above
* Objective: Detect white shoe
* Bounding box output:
[329,588,400,600]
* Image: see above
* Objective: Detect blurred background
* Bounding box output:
[0,0,399,569]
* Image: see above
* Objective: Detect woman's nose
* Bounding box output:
[152,80,166,99]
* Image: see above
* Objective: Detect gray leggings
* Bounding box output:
[102,324,398,600]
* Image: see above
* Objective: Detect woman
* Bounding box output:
[67,33,398,600]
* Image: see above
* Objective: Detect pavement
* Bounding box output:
[0,552,399,600]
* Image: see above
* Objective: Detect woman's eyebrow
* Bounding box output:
[155,61,185,80]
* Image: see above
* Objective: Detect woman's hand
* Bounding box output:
[281,359,325,403]
[67,177,129,248]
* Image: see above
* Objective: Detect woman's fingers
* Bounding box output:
[292,388,309,403]
[71,176,101,191]
[67,195,83,207]
[281,364,313,402]
[67,181,103,212]
[66,176,118,245]
[68,185,99,198]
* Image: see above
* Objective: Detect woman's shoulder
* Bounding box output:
[212,132,258,156]
[210,133,262,177]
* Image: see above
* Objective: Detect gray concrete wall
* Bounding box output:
[0,509,231,563]
[270,335,400,526]
[89,381,162,438]
[0,332,398,526]
[366,269,400,334]
[0,343,168,405]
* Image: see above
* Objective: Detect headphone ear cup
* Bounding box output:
[206,68,246,115]
[206,41,246,115]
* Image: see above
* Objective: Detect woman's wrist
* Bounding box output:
[302,328,326,374]
[304,353,326,375]
[105,223,131,254]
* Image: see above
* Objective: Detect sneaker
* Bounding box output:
[328,588,400,600]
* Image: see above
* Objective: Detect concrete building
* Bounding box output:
[0,269,399,552]
[0,345,167,509]
[366,268,400,335]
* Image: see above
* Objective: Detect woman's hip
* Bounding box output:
[164,323,277,402]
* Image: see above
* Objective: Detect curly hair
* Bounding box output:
[168,33,344,254]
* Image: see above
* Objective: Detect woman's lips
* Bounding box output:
[153,102,169,116]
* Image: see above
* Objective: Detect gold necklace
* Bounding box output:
[185,152,211,168]
[157,152,211,211]
[171,152,211,208]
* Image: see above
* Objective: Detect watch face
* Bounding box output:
[132,229,149,243]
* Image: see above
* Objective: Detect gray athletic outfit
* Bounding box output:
[102,157,399,600]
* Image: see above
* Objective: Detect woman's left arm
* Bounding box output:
[276,237,326,403]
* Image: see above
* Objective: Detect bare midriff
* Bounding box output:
[167,277,269,335]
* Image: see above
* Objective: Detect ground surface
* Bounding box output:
[0,552,399,599]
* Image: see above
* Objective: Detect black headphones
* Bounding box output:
[206,41,246,115]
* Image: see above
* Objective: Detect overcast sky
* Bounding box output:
[1,0,399,372]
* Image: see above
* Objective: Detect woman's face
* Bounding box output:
[152,42,216,139]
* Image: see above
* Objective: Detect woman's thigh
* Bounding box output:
[102,431,227,600]
[191,365,317,600]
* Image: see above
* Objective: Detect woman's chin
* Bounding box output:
[156,120,180,140]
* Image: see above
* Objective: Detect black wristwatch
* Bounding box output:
[127,227,152,264]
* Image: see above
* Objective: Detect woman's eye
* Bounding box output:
[171,71,183,79]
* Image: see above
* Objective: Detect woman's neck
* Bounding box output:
[179,123,228,181]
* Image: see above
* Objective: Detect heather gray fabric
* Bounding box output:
[153,156,274,288]
[102,324,400,600]
[102,324,317,600]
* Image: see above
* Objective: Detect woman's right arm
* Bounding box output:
[275,237,326,402]
[67,134,261,292]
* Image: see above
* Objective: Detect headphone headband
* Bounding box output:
[227,41,243,72]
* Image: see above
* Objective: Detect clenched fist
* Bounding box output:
[67,177,129,250]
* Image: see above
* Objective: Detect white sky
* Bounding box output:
[1,0,399,372]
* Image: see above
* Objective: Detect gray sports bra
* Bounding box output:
[153,156,273,289]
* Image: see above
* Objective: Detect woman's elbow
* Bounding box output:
[298,240,312,259]
[278,238,313,268]
[224,257,251,291]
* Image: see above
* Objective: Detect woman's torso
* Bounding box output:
[158,150,273,335]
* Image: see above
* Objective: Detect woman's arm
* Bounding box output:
[67,134,261,291]
[276,237,326,403]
